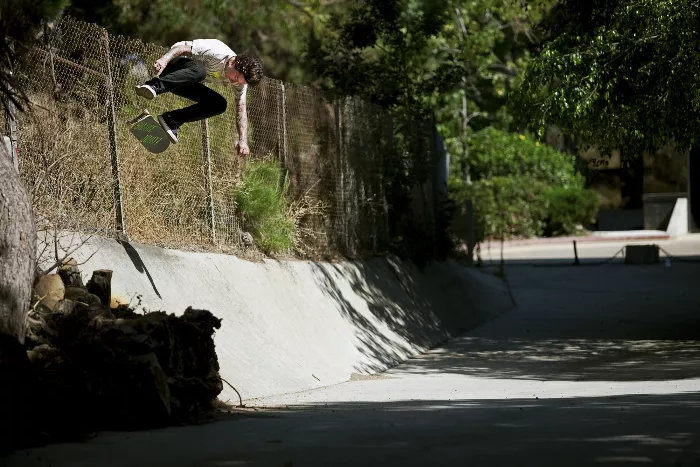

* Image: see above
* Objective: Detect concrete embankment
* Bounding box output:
[44,235,514,402]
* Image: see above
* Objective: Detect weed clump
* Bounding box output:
[234,160,295,254]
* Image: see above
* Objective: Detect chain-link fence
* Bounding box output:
[7,17,444,259]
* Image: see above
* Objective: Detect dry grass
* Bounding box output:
[18,95,116,233]
[18,90,333,260]
[287,181,330,258]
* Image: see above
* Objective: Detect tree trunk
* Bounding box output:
[0,141,36,344]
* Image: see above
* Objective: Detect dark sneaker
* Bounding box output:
[157,113,179,143]
[135,84,156,100]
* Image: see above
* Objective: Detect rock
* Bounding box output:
[25,311,50,348]
[110,293,129,309]
[14,267,224,445]
[132,352,172,421]
[241,231,254,247]
[86,270,112,307]
[64,286,102,306]
[58,258,83,288]
[33,274,65,311]
[27,344,65,368]
[53,298,79,315]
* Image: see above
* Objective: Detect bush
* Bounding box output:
[450,178,601,243]
[233,161,295,254]
[451,176,550,241]
[448,127,599,243]
[467,127,585,188]
[543,186,600,237]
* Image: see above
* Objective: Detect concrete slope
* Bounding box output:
[43,235,514,402]
[12,239,700,467]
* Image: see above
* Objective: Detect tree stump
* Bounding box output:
[86,270,113,307]
[58,258,84,288]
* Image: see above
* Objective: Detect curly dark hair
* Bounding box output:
[233,54,264,87]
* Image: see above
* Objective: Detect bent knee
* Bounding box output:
[212,95,227,115]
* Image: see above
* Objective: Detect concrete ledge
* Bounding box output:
[666,198,689,237]
[41,234,514,402]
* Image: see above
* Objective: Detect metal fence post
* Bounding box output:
[278,81,287,167]
[276,81,288,195]
[200,118,216,244]
[102,29,127,240]
[465,199,475,266]
[334,97,346,252]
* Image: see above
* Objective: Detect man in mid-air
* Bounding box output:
[134,39,263,156]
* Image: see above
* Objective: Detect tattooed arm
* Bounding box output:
[235,85,250,156]
[153,42,192,76]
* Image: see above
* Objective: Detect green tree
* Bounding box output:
[449,128,598,242]
[512,0,700,158]
[62,0,340,83]
[431,1,549,182]
[304,0,552,178]
[305,0,456,116]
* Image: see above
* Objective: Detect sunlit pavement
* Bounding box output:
[6,235,700,467]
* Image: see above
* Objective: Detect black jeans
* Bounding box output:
[145,57,227,126]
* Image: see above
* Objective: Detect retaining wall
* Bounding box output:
[41,235,514,402]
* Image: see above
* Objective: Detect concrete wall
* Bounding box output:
[42,234,514,403]
[667,198,689,237]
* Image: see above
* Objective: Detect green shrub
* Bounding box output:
[448,127,599,243]
[543,186,600,237]
[233,161,295,254]
[467,127,585,188]
[451,176,550,241]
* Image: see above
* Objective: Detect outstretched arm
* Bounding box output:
[153,42,192,76]
[235,85,250,156]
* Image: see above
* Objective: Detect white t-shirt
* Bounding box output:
[171,39,246,101]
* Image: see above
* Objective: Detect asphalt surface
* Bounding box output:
[6,237,700,467]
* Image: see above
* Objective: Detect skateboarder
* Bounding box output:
[134,39,263,156]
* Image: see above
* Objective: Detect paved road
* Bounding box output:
[6,237,700,467]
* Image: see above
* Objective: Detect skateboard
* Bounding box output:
[128,109,170,153]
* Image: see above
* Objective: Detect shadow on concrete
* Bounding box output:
[309,259,445,374]
[10,393,700,467]
[307,257,700,384]
[118,240,162,299]
[255,393,700,467]
[396,336,700,381]
[392,260,700,382]
[307,257,509,376]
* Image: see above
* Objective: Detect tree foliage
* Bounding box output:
[1,0,69,112]
[305,0,455,116]
[512,0,700,157]
[449,127,597,241]
[463,127,584,187]
[432,1,547,169]
[62,0,339,83]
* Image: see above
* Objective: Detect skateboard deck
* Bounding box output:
[128,109,170,153]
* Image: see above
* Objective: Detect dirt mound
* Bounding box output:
[0,261,224,452]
